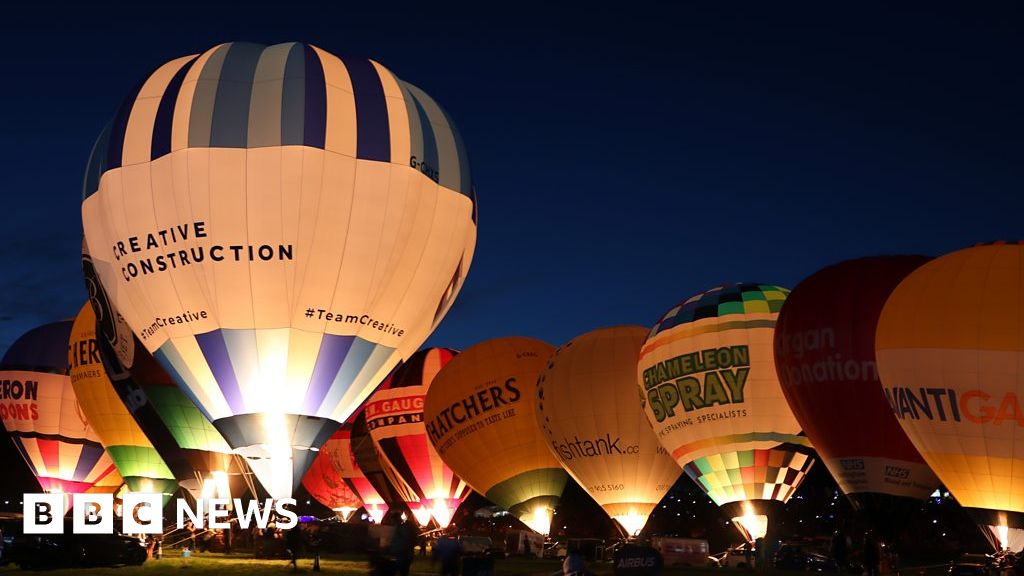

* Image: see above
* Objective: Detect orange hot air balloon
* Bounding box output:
[302,446,362,521]
[536,326,681,536]
[876,242,1024,551]
[366,348,470,527]
[0,321,119,497]
[424,337,568,535]
[312,426,389,523]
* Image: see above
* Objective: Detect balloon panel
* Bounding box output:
[640,284,807,466]
[683,448,814,506]
[876,242,1024,513]
[302,448,362,511]
[0,321,118,493]
[81,42,477,497]
[69,303,176,489]
[775,257,937,500]
[424,337,567,518]
[536,326,680,533]
[367,348,469,511]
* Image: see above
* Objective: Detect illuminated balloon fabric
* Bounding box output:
[87,249,248,498]
[875,242,1024,545]
[0,321,119,494]
[424,337,568,534]
[351,412,408,511]
[639,284,814,511]
[536,326,681,536]
[367,348,470,527]
[80,42,477,497]
[69,303,178,496]
[320,426,389,523]
[302,446,362,520]
[774,257,938,521]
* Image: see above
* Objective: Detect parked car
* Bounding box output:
[772,543,861,573]
[710,543,756,568]
[948,553,998,576]
[7,520,147,569]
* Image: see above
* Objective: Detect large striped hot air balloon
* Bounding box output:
[84,245,250,500]
[69,303,178,499]
[366,348,471,528]
[424,337,568,535]
[639,284,814,543]
[876,242,1024,551]
[774,257,938,540]
[81,41,477,497]
[0,321,119,496]
[536,327,681,537]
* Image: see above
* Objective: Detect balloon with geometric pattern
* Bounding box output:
[638,283,815,542]
[81,41,477,497]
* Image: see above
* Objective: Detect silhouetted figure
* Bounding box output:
[390,518,417,576]
[433,535,462,576]
[830,530,847,572]
[287,526,303,570]
[863,532,881,576]
[562,543,588,576]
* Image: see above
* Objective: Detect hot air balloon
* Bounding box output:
[638,283,814,543]
[351,412,409,520]
[69,303,178,499]
[875,242,1024,551]
[424,337,568,535]
[318,427,390,523]
[774,257,938,539]
[302,444,362,521]
[366,348,471,528]
[84,244,251,501]
[536,326,681,537]
[0,321,120,497]
[80,41,477,497]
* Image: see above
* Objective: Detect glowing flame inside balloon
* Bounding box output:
[364,503,387,524]
[201,471,231,501]
[333,507,357,522]
[997,524,1009,551]
[432,499,457,529]
[731,502,768,543]
[411,505,433,527]
[521,506,553,536]
[613,509,649,537]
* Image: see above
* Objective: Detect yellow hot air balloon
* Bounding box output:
[875,241,1024,551]
[80,41,477,497]
[638,283,815,542]
[536,326,681,536]
[69,303,178,499]
[424,337,567,534]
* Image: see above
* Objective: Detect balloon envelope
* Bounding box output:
[0,321,119,495]
[69,303,178,497]
[366,348,470,527]
[81,42,477,497]
[875,242,1024,549]
[638,283,814,539]
[424,336,568,535]
[302,445,362,521]
[536,326,681,536]
[775,257,937,534]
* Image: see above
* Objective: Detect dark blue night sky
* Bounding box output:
[0,2,1021,355]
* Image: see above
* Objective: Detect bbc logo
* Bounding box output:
[24,493,164,534]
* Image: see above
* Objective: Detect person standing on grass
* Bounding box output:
[287,526,303,570]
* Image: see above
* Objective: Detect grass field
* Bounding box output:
[0,553,957,576]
